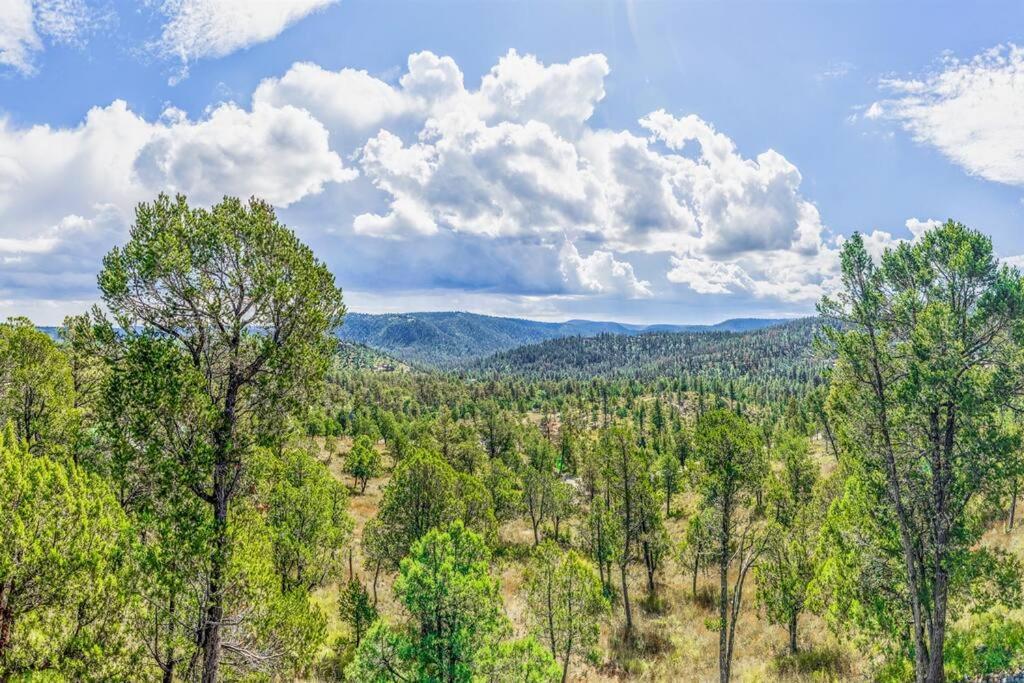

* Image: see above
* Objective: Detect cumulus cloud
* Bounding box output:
[4,47,926,320]
[302,50,838,304]
[135,102,352,206]
[0,97,353,316]
[904,217,942,240]
[867,44,1024,186]
[0,0,99,74]
[559,242,651,298]
[252,49,606,147]
[152,0,338,82]
[0,204,127,306]
[475,50,609,135]
[254,62,418,136]
[0,99,349,224]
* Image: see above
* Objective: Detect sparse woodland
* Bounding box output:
[4,196,1024,682]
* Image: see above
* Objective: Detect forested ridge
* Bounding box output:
[3,197,1024,683]
[336,311,786,366]
[470,318,823,385]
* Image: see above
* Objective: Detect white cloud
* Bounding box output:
[1002,254,1024,270]
[254,62,417,136]
[559,241,651,298]
[0,0,97,74]
[904,217,941,240]
[153,0,338,81]
[135,102,352,206]
[0,0,41,73]
[667,257,753,295]
[475,50,609,135]
[4,48,922,318]
[0,205,127,314]
[252,49,607,147]
[278,52,842,304]
[353,196,438,238]
[358,117,602,240]
[0,97,353,311]
[0,99,350,224]
[868,44,1024,186]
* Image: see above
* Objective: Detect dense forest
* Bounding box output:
[468,319,824,405]
[3,195,1024,683]
[337,311,785,366]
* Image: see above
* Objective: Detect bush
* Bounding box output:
[944,610,1024,681]
[640,591,670,615]
[774,646,850,677]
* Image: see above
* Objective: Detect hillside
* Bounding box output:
[336,311,788,366]
[470,317,824,394]
[335,341,407,372]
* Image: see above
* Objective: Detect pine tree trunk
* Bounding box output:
[201,486,228,683]
[162,592,176,683]
[620,563,633,638]
[1008,478,1018,532]
[925,566,949,683]
[372,559,382,609]
[719,495,731,683]
[201,373,241,683]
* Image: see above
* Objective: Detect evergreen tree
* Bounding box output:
[819,223,1024,682]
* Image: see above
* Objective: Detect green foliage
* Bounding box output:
[524,542,609,681]
[755,431,823,654]
[658,450,682,516]
[678,508,716,597]
[338,311,770,367]
[339,580,378,646]
[818,221,1024,678]
[262,447,353,593]
[692,409,768,682]
[97,193,345,680]
[345,620,411,682]
[374,449,459,569]
[347,522,554,682]
[943,609,1024,680]
[346,434,382,493]
[0,317,75,457]
[10,208,1024,681]
[484,459,523,523]
[394,521,505,679]
[454,472,499,546]
[0,426,138,679]
[809,472,911,653]
[473,319,824,408]
[475,637,561,682]
[523,430,558,545]
[692,410,766,513]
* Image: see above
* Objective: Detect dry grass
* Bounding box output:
[310,434,1024,681]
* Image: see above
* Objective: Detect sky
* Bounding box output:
[1,1,1023,325]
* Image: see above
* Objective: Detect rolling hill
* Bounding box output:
[336,311,788,366]
[469,317,824,389]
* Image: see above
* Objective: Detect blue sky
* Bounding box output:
[2,1,1023,324]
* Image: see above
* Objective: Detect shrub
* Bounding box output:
[944,610,1024,681]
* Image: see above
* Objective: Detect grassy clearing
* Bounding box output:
[312,436,1024,682]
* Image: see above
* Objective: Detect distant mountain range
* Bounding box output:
[336,311,789,366]
[36,312,794,368]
